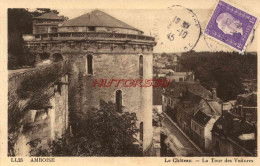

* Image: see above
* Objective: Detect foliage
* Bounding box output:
[29,101,142,156]
[8,132,16,156]
[8,9,35,69]
[8,8,68,69]
[16,62,68,99]
[8,62,70,148]
[178,51,257,101]
[27,138,51,156]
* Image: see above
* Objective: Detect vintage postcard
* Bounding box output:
[0,0,259,166]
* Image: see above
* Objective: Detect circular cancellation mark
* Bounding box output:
[152,5,201,53]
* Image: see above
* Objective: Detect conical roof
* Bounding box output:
[62,9,142,33]
[34,12,63,20]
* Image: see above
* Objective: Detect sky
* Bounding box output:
[27,0,258,53]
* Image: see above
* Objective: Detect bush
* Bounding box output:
[28,101,142,157]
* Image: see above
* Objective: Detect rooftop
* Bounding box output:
[62,9,142,33]
[193,111,211,126]
[212,112,256,155]
[163,81,211,99]
[34,12,63,20]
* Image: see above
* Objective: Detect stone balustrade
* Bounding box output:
[23,32,155,43]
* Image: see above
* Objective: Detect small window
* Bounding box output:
[200,129,202,135]
[139,55,143,77]
[89,26,96,31]
[179,77,184,82]
[194,125,197,131]
[140,122,143,142]
[87,54,93,75]
[116,90,122,112]
[50,27,57,33]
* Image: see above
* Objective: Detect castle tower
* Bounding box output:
[24,9,156,153]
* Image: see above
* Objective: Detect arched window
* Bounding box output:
[115,90,122,112]
[52,53,63,62]
[87,54,93,75]
[139,55,143,77]
[140,122,143,142]
[50,27,58,33]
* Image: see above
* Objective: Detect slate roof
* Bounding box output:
[174,91,203,115]
[164,82,211,99]
[193,110,211,126]
[212,114,257,156]
[212,112,255,139]
[34,12,63,20]
[62,9,142,32]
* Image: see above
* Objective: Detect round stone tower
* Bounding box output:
[24,9,156,152]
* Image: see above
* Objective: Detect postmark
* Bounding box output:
[152,5,201,52]
[204,0,258,53]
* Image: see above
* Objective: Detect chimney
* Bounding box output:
[241,106,246,122]
[211,88,217,100]
[233,118,240,130]
[221,102,224,116]
[221,102,228,116]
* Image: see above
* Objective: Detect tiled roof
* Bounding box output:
[34,12,63,20]
[62,9,142,32]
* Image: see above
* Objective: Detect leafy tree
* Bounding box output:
[8,8,68,69]
[29,101,142,156]
[178,51,257,101]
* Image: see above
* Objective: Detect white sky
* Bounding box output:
[58,8,257,53]
[26,0,258,53]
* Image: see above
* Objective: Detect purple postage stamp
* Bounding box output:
[204,0,258,52]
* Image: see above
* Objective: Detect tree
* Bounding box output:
[30,101,142,156]
[178,51,256,101]
[8,8,68,69]
[8,9,34,69]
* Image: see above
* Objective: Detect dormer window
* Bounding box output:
[89,26,96,32]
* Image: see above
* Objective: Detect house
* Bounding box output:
[175,91,202,137]
[158,69,175,75]
[162,81,223,152]
[166,72,194,82]
[161,81,212,130]
[230,92,257,123]
[222,100,236,112]
[211,112,257,156]
[191,100,221,151]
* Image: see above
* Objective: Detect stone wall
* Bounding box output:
[8,63,69,156]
